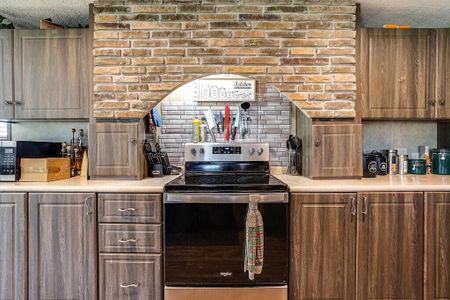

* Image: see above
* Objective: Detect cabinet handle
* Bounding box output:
[84,197,93,216]
[130,138,137,145]
[118,207,136,212]
[3,100,13,105]
[429,99,436,106]
[118,238,137,244]
[351,197,356,216]
[361,196,369,215]
[15,100,24,105]
[439,99,446,106]
[120,283,139,288]
[314,138,321,147]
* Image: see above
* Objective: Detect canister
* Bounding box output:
[387,149,398,174]
[363,153,377,177]
[431,149,450,175]
[398,154,408,175]
[372,151,387,175]
[408,159,427,175]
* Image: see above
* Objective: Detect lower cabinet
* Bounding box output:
[28,193,97,300]
[291,192,424,300]
[425,192,450,300]
[99,253,161,300]
[0,193,26,300]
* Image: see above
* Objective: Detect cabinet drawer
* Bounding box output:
[99,224,161,253]
[100,253,161,300]
[98,194,161,223]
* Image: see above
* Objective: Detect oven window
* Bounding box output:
[0,122,9,140]
[165,203,288,286]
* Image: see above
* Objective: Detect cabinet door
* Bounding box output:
[89,122,144,179]
[357,192,423,300]
[0,30,13,119]
[290,193,356,300]
[437,29,450,118]
[28,193,96,300]
[360,29,435,119]
[99,253,161,300]
[424,192,450,300]
[311,123,362,178]
[0,193,26,300]
[14,29,89,119]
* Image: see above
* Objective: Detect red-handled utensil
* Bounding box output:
[224,104,230,142]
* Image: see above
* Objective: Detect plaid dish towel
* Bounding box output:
[244,195,264,280]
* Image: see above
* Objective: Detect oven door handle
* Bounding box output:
[164,193,288,204]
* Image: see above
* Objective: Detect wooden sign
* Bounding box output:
[194,79,256,102]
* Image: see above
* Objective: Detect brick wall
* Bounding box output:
[93,0,356,119]
[159,81,290,166]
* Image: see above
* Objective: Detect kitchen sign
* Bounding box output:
[194,79,256,102]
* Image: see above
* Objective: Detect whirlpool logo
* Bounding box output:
[219,272,233,277]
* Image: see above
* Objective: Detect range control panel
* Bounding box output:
[185,142,269,162]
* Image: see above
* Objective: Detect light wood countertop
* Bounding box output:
[0,176,179,193]
[274,174,450,193]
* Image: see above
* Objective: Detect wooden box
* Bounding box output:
[20,158,71,182]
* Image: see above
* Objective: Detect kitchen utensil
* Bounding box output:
[408,159,427,175]
[387,149,398,174]
[362,153,377,178]
[216,112,224,133]
[240,102,251,139]
[431,149,450,175]
[398,154,408,175]
[231,107,240,141]
[203,109,217,142]
[224,105,230,142]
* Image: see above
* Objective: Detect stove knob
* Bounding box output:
[249,148,255,155]
[191,148,197,156]
[199,148,205,154]
[257,148,264,156]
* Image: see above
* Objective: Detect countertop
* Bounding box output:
[0,176,179,193]
[1,174,450,193]
[274,174,450,193]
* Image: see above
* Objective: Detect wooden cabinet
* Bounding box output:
[28,193,97,300]
[290,193,356,300]
[297,112,362,178]
[13,29,90,119]
[291,192,424,300]
[424,192,450,300]
[0,193,26,300]
[436,29,450,119]
[0,30,13,119]
[360,28,436,119]
[357,192,423,300]
[89,122,146,179]
[99,253,161,300]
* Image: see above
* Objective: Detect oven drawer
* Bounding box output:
[100,253,161,300]
[99,224,161,253]
[98,193,161,223]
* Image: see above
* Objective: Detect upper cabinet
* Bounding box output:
[359,28,436,119]
[14,29,90,119]
[0,29,90,120]
[436,29,450,119]
[0,30,13,119]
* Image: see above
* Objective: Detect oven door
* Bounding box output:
[164,193,288,286]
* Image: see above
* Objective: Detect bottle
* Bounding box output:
[192,117,201,143]
[422,146,431,174]
[200,118,207,143]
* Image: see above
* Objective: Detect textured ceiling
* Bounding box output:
[0,0,92,28]
[359,0,450,28]
[0,0,449,28]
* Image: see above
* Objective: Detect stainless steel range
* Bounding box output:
[164,143,288,300]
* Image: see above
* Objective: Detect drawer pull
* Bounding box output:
[120,283,139,288]
[118,207,137,212]
[118,238,137,244]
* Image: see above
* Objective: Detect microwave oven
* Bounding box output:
[0,141,61,181]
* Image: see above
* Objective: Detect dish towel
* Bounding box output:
[244,195,264,280]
